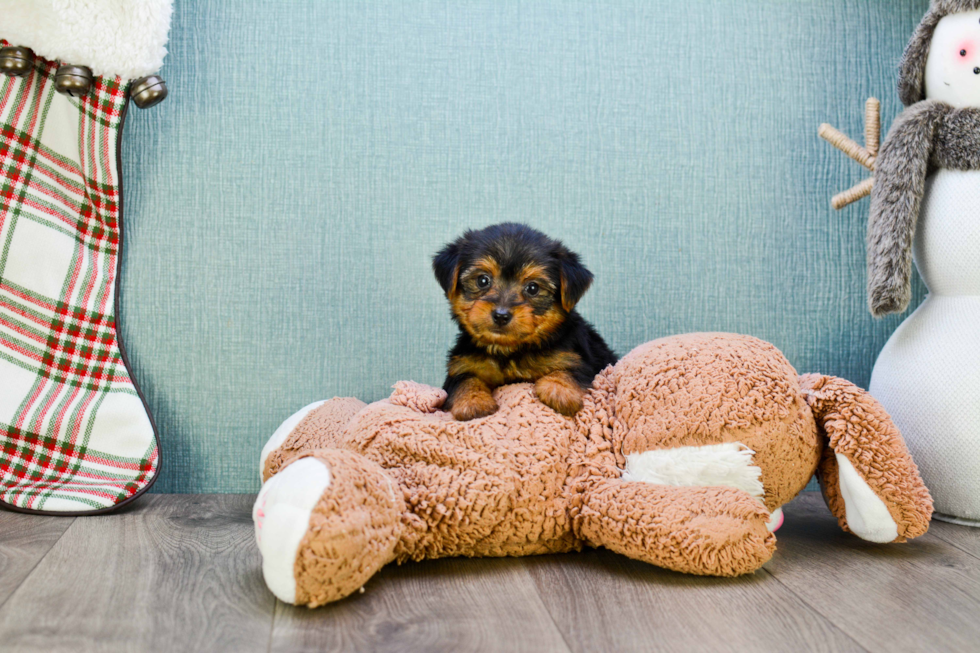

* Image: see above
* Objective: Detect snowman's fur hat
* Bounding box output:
[899,0,980,105]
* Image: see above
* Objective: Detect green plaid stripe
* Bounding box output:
[0,42,158,513]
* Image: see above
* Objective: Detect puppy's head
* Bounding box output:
[433,223,593,352]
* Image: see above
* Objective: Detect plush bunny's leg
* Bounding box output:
[800,374,933,543]
[260,397,367,482]
[253,457,332,603]
[253,448,405,607]
[575,479,776,576]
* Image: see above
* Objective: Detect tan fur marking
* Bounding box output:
[451,298,569,352]
[559,269,591,312]
[450,377,499,421]
[559,270,575,311]
[535,370,586,416]
[524,305,567,346]
[450,351,582,387]
[518,263,552,287]
[449,355,506,387]
[466,257,501,280]
[447,263,461,298]
[513,350,581,381]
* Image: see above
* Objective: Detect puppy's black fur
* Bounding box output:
[433,223,617,420]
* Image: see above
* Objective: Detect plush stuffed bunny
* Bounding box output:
[252,333,932,608]
[861,0,980,525]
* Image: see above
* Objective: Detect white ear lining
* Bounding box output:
[835,454,899,543]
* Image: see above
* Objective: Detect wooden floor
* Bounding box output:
[1,493,978,653]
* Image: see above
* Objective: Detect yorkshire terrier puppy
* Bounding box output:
[433,223,617,421]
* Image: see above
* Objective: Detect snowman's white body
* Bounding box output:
[870,169,980,524]
[869,9,980,525]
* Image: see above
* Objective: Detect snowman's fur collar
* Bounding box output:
[0,0,173,80]
[867,100,980,316]
[933,105,980,169]
[900,1,980,105]
[868,101,947,316]
[933,0,980,12]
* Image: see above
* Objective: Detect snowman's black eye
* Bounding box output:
[974,67,980,75]
[962,49,968,56]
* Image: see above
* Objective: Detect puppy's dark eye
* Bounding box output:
[476,274,491,289]
[525,282,540,297]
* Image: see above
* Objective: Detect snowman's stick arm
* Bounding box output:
[819,124,876,171]
[820,98,882,210]
[865,98,881,158]
[832,178,874,211]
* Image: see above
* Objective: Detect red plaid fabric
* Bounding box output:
[0,43,159,513]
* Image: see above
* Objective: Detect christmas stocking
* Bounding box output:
[0,1,172,514]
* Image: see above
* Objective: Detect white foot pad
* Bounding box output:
[835,453,899,543]
[766,507,784,532]
[253,457,331,603]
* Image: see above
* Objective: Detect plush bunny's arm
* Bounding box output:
[575,479,776,577]
[867,100,948,317]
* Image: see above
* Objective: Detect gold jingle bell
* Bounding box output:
[55,64,94,97]
[0,46,35,77]
[130,75,168,109]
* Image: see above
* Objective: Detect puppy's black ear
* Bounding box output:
[433,239,463,296]
[554,245,593,311]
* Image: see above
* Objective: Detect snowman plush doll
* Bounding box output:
[865,0,980,525]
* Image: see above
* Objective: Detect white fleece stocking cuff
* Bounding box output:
[0,0,173,80]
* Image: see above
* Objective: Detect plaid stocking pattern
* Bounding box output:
[0,43,159,513]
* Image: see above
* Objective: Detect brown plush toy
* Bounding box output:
[254,333,933,608]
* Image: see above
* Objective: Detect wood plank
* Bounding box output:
[765,493,980,653]
[270,556,571,653]
[0,495,274,653]
[524,547,862,653]
[929,520,980,561]
[0,509,74,608]
[4,492,980,653]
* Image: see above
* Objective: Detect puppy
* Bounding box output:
[433,223,617,421]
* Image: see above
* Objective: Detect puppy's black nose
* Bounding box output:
[492,308,513,326]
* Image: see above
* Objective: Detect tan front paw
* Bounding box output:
[535,372,585,416]
[449,378,499,421]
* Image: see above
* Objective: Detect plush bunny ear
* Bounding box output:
[553,245,594,312]
[898,8,944,106]
[432,238,463,296]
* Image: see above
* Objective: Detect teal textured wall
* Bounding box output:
[121,0,931,493]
